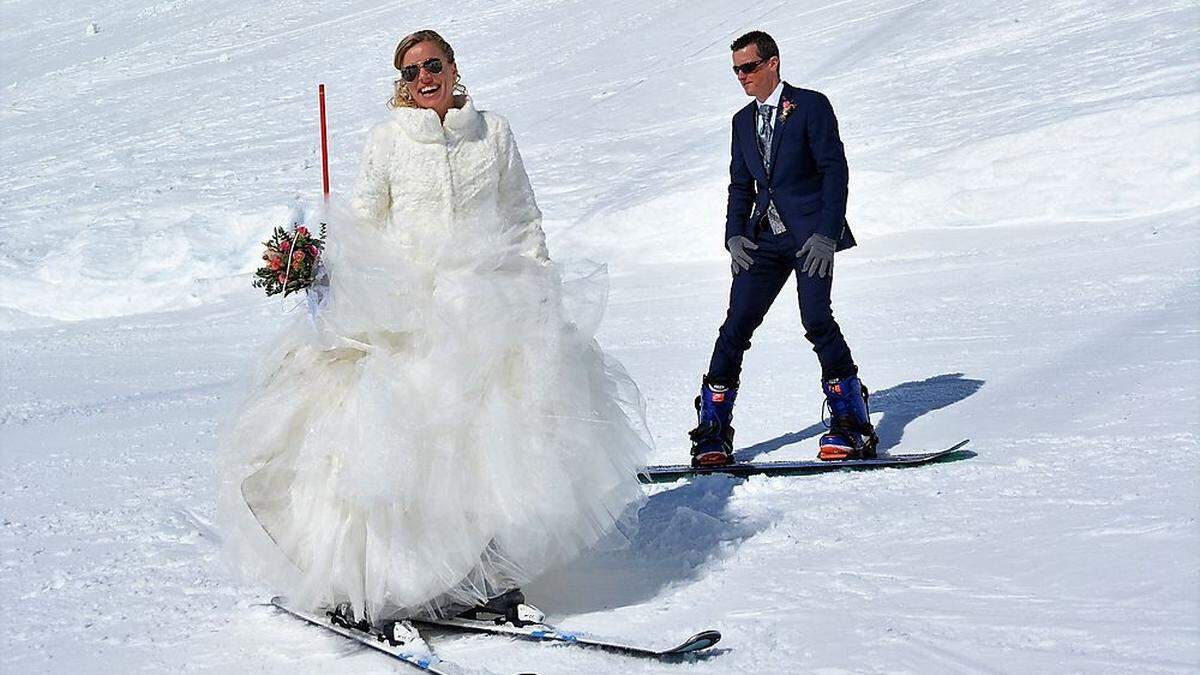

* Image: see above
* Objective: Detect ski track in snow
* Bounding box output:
[2,0,1198,673]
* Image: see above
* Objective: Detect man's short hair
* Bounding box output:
[730,31,779,60]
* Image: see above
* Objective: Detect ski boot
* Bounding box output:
[457,588,545,627]
[329,601,422,648]
[375,618,421,647]
[689,376,738,467]
[818,375,879,461]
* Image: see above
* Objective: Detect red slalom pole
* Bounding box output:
[318,84,330,202]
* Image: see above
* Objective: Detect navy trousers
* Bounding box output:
[707,226,857,385]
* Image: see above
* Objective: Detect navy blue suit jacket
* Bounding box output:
[725,83,856,251]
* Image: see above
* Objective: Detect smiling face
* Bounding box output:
[732,44,780,102]
[400,40,458,119]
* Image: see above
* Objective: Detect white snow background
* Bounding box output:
[2,0,1197,672]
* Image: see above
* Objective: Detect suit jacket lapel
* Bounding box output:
[767,83,791,174]
[738,103,768,182]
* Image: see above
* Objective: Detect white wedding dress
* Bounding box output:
[220,98,650,621]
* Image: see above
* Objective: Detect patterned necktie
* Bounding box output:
[757,103,786,234]
[758,104,774,172]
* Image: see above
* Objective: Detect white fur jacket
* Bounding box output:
[350,97,548,260]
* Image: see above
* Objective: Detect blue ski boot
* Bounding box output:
[819,375,879,461]
[689,376,738,467]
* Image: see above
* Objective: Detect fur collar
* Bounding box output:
[391,95,484,144]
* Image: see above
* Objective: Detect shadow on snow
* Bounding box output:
[527,372,984,616]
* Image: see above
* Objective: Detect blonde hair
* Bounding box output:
[388,29,467,110]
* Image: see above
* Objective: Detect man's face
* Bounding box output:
[732,44,779,102]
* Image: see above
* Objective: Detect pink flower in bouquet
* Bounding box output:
[252,221,326,297]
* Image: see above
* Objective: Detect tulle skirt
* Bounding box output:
[219,206,650,621]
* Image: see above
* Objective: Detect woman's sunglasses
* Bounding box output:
[400,57,445,83]
[732,58,770,76]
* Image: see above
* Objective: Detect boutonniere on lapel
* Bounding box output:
[779,99,796,123]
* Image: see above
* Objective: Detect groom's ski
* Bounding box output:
[639,439,972,483]
[269,596,479,675]
[412,615,721,659]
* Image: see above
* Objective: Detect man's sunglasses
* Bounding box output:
[732,58,770,76]
[400,57,445,82]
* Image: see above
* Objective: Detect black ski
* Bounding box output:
[413,615,721,659]
[639,439,972,483]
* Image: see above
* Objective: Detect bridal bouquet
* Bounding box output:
[252,222,326,297]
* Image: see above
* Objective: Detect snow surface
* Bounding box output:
[2,0,1198,672]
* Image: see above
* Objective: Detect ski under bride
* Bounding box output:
[220,30,651,625]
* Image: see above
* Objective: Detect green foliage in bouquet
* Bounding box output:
[252,222,326,297]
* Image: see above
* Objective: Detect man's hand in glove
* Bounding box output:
[797,233,836,278]
[727,235,759,275]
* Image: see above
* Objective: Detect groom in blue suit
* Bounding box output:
[689,31,878,466]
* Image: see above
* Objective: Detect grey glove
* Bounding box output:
[797,233,836,278]
[727,235,759,275]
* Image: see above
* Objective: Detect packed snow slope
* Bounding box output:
[2,1,1197,673]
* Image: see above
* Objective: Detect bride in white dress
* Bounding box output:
[220,30,650,622]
